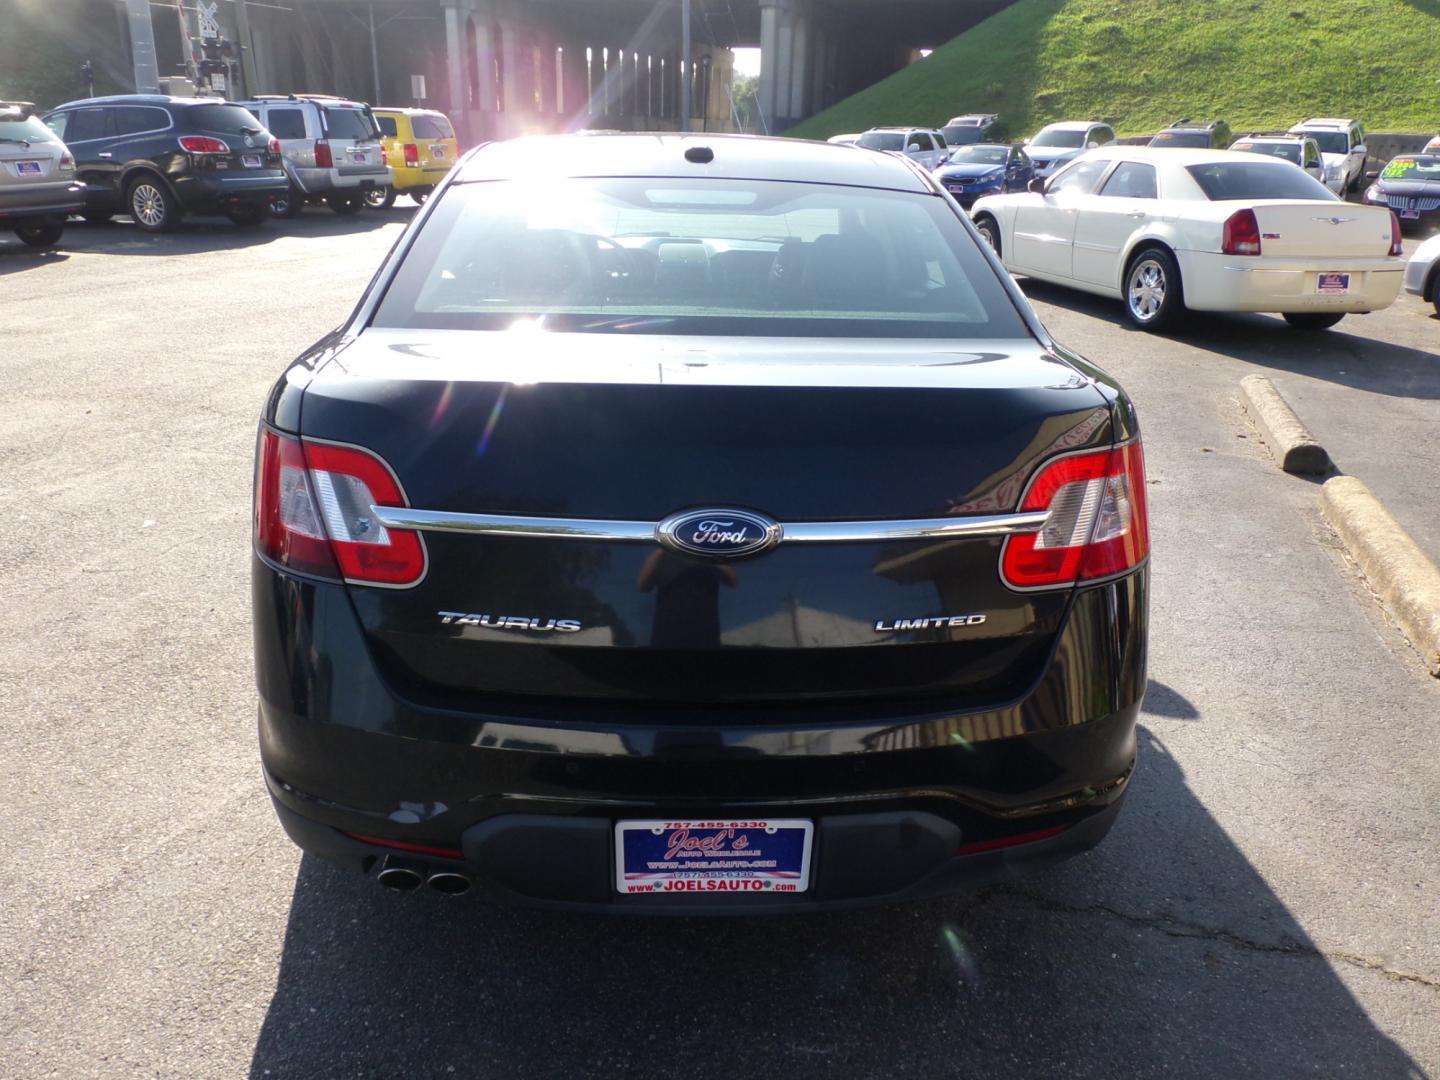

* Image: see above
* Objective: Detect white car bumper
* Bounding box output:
[1178,251,1405,313]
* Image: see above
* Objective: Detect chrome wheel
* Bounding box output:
[130,183,166,228]
[1127,257,1167,323]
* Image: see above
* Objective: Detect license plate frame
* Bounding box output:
[350,151,368,164]
[430,144,447,161]
[15,160,42,176]
[1316,272,1351,295]
[614,819,814,896]
[1401,208,1421,220]
[242,154,262,169]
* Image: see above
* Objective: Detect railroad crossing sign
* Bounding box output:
[198,1,220,39]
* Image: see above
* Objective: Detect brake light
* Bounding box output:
[179,135,228,155]
[59,150,74,172]
[314,139,333,169]
[1221,208,1261,256]
[403,142,419,167]
[1389,210,1403,256]
[268,135,281,154]
[380,144,389,166]
[1000,441,1149,590]
[254,429,425,586]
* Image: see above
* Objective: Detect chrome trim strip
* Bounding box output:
[369,506,1049,544]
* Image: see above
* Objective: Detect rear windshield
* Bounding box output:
[1031,128,1085,148]
[0,114,57,144]
[372,177,1027,339]
[1232,141,1302,165]
[412,114,454,139]
[187,103,265,135]
[942,125,985,146]
[1150,131,1209,148]
[1185,161,1337,201]
[1381,156,1440,182]
[323,106,378,141]
[857,132,904,151]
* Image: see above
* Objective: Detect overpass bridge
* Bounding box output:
[160,0,1011,143]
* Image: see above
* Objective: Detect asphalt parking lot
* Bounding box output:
[1,211,1437,1080]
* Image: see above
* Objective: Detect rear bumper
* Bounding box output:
[254,558,1147,911]
[390,163,451,191]
[0,182,85,220]
[1178,250,1405,312]
[173,172,289,211]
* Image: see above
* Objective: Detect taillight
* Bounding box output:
[380,145,389,166]
[1221,208,1261,256]
[1000,441,1149,590]
[403,142,419,167]
[1389,210,1404,256]
[179,135,228,155]
[59,150,74,172]
[314,139,333,169]
[254,429,425,587]
[268,135,281,154]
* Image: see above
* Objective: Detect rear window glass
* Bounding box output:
[266,108,306,139]
[373,177,1027,339]
[323,107,378,140]
[188,104,264,135]
[1031,128,1085,148]
[376,115,398,137]
[1185,161,1337,200]
[942,125,985,146]
[857,132,904,151]
[412,114,453,139]
[0,115,57,143]
[1150,131,1209,148]
[1232,141,1302,165]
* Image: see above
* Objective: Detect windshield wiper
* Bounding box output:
[0,137,32,147]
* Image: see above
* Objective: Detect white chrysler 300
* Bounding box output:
[970,146,1405,332]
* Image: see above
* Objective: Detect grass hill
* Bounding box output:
[788,0,1440,140]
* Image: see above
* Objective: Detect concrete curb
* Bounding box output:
[1240,375,1331,475]
[1320,476,1440,676]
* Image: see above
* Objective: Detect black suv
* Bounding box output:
[1147,118,1232,149]
[42,95,287,231]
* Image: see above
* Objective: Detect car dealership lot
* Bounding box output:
[1,219,1437,1079]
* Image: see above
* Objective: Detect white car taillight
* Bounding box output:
[254,429,425,586]
[1000,441,1149,590]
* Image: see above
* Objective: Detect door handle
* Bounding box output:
[97,152,113,158]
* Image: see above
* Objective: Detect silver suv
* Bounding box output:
[235,94,391,217]
[0,102,84,249]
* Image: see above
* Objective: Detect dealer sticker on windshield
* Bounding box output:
[615,819,813,895]
[1317,272,1351,295]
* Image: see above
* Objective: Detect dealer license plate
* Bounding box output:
[1316,272,1351,295]
[351,151,368,164]
[15,160,42,176]
[1402,209,1421,220]
[615,819,813,896]
[431,144,447,161]
[242,154,262,168]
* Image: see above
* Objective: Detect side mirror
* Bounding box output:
[1365,169,1380,180]
[1028,176,1047,194]
[1354,144,1367,156]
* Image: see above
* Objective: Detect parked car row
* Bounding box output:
[0,92,459,249]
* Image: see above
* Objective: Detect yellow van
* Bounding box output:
[367,108,459,208]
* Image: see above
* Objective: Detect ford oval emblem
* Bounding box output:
[656,508,782,559]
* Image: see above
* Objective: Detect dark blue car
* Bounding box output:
[933,143,1033,208]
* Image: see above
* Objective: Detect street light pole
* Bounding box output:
[369,4,383,105]
[679,0,691,132]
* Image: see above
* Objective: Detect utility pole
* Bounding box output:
[679,0,691,132]
[369,5,383,105]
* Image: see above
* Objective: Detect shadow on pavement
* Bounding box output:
[1021,277,1440,401]
[248,728,1428,1079]
[0,245,70,273]
[52,209,410,258]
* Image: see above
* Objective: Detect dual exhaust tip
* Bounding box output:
[376,856,472,896]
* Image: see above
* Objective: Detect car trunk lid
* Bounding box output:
[1249,200,1395,258]
[293,331,1116,709]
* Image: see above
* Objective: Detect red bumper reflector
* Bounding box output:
[956,823,1071,855]
[343,832,464,860]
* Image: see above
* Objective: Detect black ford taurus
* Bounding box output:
[252,133,1150,912]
